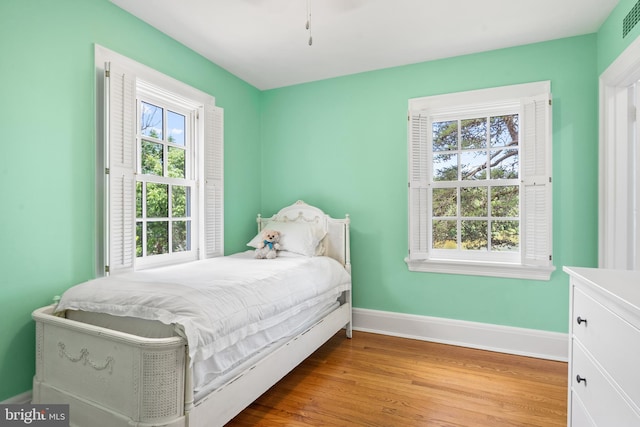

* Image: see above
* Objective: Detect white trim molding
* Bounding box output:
[599,35,640,270]
[2,391,32,404]
[352,308,568,362]
[404,257,555,281]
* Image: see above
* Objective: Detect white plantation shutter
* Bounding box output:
[203,102,224,258]
[105,62,136,274]
[521,94,553,268]
[408,112,430,260]
[98,47,224,273]
[406,82,554,279]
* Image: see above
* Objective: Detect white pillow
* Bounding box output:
[247,220,326,257]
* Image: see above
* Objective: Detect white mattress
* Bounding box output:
[56,251,351,397]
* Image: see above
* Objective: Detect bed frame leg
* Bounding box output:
[343,216,352,340]
[184,349,194,412]
[345,287,353,339]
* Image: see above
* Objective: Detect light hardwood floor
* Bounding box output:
[226,331,567,427]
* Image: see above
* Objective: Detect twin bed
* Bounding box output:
[31,201,352,427]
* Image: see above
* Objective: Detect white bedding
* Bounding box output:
[56,251,351,375]
[193,299,339,399]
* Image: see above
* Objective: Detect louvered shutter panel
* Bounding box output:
[408,112,430,260]
[105,62,136,274]
[521,94,552,267]
[203,102,224,258]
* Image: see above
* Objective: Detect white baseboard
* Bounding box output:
[352,308,568,362]
[2,390,32,404]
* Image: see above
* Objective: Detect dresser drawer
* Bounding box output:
[572,286,640,407]
[572,342,640,426]
[570,391,596,427]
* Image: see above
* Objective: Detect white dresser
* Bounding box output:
[564,267,640,427]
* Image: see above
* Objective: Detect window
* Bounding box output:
[135,92,196,266]
[430,114,520,261]
[96,46,223,275]
[406,81,554,280]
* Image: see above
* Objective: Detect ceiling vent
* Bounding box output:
[623,0,640,38]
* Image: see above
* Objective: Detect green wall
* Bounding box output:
[0,0,635,403]
[260,35,599,333]
[0,0,262,400]
[598,0,640,74]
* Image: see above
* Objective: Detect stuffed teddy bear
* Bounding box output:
[254,229,282,259]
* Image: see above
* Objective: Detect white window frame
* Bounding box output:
[134,88,199,269]
[95,45,223,275]
[406,81,554,280]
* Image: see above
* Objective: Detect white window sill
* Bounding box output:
[404,257,555,281]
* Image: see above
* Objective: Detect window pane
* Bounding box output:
[136,222,143,257]
[461,220,488,250]
[433,153,458,181]
[460,151,487,180]
[172,185,190,217]
[432,220,457,249]
[172,220,190,252]
[491,186,519,217]
[432,188,457,217]
[461,118,487,149]
[141,140,164,176]
[136,182,142,218]
[432,120,458,151]
[167,111,185,146]
[147,221,168,255]
[491,220,519,252]
[146,183,168,218]
[141,101,163,139]
[490,115,519,147]
[168,146,186,178]
[490,149,519,179]
[461,187,488,217]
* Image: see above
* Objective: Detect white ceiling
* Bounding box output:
[110,0,619,90]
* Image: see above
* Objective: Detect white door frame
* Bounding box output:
[599,36,640,270]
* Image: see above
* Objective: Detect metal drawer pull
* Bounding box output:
[576,316,587,326]
[576,375,587,386]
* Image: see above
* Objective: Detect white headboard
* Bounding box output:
[257,200,351,271]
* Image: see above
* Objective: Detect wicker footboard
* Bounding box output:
[32,305,188,427]
[32,297,352,427]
